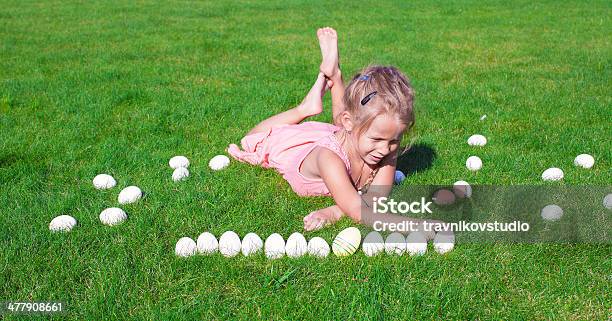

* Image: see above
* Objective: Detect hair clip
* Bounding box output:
[360,91,377,105]
[358,75,370,81]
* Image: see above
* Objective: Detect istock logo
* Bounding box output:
[372,197,433,214]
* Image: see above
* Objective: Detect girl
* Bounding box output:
[228,27,416,231]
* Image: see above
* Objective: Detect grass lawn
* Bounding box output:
[1,0,610,319]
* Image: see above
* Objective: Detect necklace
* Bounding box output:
[354,161,366,189]
[356,162,379,194]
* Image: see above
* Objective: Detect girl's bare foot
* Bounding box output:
[297,72,327,118]
[317,27,340,80]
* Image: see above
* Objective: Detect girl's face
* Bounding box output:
[353,114,406,165]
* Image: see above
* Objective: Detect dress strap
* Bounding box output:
[317,134,351,171]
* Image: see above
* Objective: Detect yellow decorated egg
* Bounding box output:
[332,227,361,257]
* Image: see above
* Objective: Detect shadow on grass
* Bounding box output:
[0,153,22,168]
[397,143,436,176]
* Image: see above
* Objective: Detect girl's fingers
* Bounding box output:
[313,220,324,231]
[303,210,330,231]
[304,220,315,231]
[305,218,323,231]
[303,213,317,231]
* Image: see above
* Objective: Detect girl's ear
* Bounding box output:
[339,111,354,132]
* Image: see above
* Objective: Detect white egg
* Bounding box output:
[332,227,361,257]
[285,232,308,258]
[362,231,385,257]
[218,231,241,257]
[265,233,285,259]
[467,134,487,146]
[93,174,116,190]
[574,154,594,169]
[118,186,142,204]
[307,237,330,258]
[541,168,564,181]
[453,180,472,198]
[209,155,230,171]
[169,155,190,169]
[196,232,218,255]
[466,156,482,171]
[433,189,456,206]
[413,222,436,241]
[241,232,263,256]
[385,232,406,255]
[99,207,127,226]
[49,215,77,232]
[172,167,189,181]
[604,194,612,210]
[541,204,563,221]
[433,232,455,254]
[405,232,427,256]
[175,237,197,257]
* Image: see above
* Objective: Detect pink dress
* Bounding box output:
[227,121,351,197]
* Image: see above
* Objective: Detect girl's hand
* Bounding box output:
[303,206,343,231]
[303,210,326,231]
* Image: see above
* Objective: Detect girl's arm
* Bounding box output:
[316,148,363,221]
[308,150,442,233]
[303,152,396,229]
[318,150,398,223]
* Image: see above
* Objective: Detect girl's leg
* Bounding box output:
[317,27,345,125]
[246,72,328,136]
[328,72,345,126]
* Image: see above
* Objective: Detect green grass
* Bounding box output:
[1,0,610,319]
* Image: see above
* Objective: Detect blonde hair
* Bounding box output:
[340,65,415,136]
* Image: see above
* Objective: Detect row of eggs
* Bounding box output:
[175,227,455,259]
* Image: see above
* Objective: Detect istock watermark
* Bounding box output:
[372,197,433,214]
[371,220,531,233]
[360,185,612,244]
